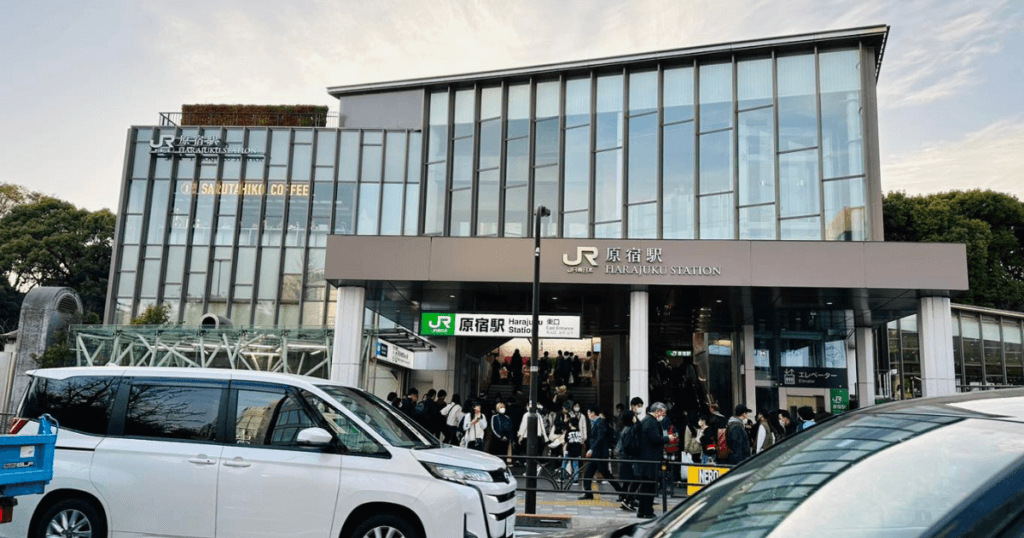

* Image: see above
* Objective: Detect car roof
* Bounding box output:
[28,366,349,392]
[861,388,1024,424]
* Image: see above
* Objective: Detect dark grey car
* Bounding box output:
[555,389,1024,538]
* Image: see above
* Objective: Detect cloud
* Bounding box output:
[881,117,1024,198]
[877,0,1023,108]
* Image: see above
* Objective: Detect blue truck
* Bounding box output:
[0,416,57,524]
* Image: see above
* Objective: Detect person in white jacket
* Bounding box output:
[461,401,488,451]
[440,394,464,444]
[517,403,550,446]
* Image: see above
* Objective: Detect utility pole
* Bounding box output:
[525,205,549,514]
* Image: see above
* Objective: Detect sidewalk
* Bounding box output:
[514,489,685,531]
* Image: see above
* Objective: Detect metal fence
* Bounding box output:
[158,111,339,128]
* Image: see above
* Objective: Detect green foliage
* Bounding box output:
[883,190,1024,310]
[0,197,115,324]
[180,104,329,127]
[0,183,44,220]
[33,330,76,369]
[131,303,171,326]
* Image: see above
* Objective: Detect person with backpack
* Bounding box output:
[413,389,438,433]
[698,415,717,463]
[440,394,464,444]
[398,387,419,417]
[579,407,623,500]
[723,405,753,465]
[615,410,642,510]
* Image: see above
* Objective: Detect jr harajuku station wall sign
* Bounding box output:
[420,313,581,339]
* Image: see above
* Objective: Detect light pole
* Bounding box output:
[526,205,550,514]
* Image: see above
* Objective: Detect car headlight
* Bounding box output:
[421,462,494,483]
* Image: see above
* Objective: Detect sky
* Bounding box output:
[1,0,1022,213]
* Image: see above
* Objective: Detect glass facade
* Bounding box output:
[113,41,877,325]
[882,308,1024,398]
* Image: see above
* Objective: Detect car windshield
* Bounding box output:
[315,385,439,449]
[657,412,1024,538]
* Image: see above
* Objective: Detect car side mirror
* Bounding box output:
[297,427,334,445]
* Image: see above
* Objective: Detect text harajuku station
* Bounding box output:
[110,26,970,416]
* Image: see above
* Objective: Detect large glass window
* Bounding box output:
[699,62,732,132]
[738,58,772,110]
[125,384,222,442]
[425,93,449,235]
[779,149,820,218]
[663,118,695,239]
[820,49,863,179]
[824,177,865,241]
[596,74,624,151]
[504,84,531,237]
[664,67,694,124]
[564,77,591,236]
[961,315,983,388]
[1005,320,1023,386]
[778,53,818,151]
[983,317,1003,385]
[740,205,776,240]
[738,108,774,206]
[595,149,622,228]
[699,131,733,194]
[700,193,733,240]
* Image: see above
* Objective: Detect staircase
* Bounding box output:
[484,383,600,412]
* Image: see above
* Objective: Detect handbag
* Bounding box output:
[665,425,680,454]
[685,426,702,455]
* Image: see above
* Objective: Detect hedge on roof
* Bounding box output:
[181,104,329,127]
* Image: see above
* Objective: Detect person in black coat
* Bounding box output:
[724,405,753,465]
[579,407,622,499]
[634,402,676,519]
[556,351,571,385]
[571,354,582,386]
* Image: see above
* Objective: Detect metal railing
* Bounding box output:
[508,454,731,514]
[158,111,339,128]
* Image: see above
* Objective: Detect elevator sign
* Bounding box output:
[420,313,580,339]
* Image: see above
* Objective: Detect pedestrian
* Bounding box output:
[506,395,527,454]
[796,406,816,431]
[460,401,488,451]
[539,351,551,388]
[386,392,398,407]
[557,351,572,386]
[778,409,796,436]
[490,402,514,460]
[556,402,583,481]
[398,388,418,417]
[634,402,676,519]
[616,411,640,512]
[724,405,752,465]
[579,407,622,500]
[753,410,775,454]
[490,355,502,387]
[413,389,438,433]
[510,349,524,392]
[571,354,582,386]
[517,402,550,449]
[697,415,717,464]
[630,396,646,422]
[765,410,787,447]
[441,394,464,444]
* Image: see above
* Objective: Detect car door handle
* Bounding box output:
[187,456,217,465]
[223,458,252,468]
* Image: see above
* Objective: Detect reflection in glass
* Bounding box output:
[481,86,501,119]
[740,205,776,240]
[536,80,560,118]
[535,118,559,167]
[452,138,473,190]
[258,249,280,300]
[700,62,732,131]
[664,67,694,124]
[778,54,818,150]
[360,145,382,183]
[738,58,772,110]
[534,166,559,237]
[595,150,622,223]
[449,189,471,237]
[564,127,590,213]
[596,74,623,150]
[738,108,775,206]
[504,185,528,237]
[479,119,501,169]
[127,180,147,214]
[316,130,337,167]
[146,180,170,244]
[595,221,621,239]
[477,171,499,236]
[380,183,403,235]
[428,92,449,162]
[404,183,419,235]
[291,144,311,181]
[357,183,380,235]
[628,203,657,239]
[384,132,407,183]
[125,385,222,441]
[824,177,865,241]
[700,131,733,194]
[663,122,695,239]
[507,84,530,139]
[629,70,657,115]
[339,132,360,181]
[424,163,446,235]
[820,49,864,179]
[334,183,356,235]
[628,113,657,203]
[564,211,588,238]
[781,216,821,240]
[700,193,734,239]
[566,77,591,128]
[454,90,475,138]
[779,149,820,217]
[505,138,529,186]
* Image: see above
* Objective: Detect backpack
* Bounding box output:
[413,401,428,418]
[623,424,641,457]
[716,427,731,460]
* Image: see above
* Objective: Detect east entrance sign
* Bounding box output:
[420,313,580,339]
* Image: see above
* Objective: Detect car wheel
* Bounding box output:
[350,514,420,538]
[34,498,106,538]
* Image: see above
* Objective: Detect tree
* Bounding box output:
[0,182,43,220]
[883,190,1024,311]
[0,197,115,325]
[131,304,171,326]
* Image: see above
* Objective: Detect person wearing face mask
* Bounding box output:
[490,402,513,460]
[630,396,646,422]
[557,401,584,482]
[460,401,488,451]
[635,402,676,519]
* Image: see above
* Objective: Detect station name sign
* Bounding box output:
[420,313,581,339]
[562,246,722,278]
[150,135,265,161]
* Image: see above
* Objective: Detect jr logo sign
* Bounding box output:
[562,247,599,272]
[420,313,455,336]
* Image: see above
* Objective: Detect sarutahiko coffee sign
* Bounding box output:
[562,245,722,278]
[150,134,264,161]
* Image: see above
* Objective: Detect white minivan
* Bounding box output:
[5,367,517,538]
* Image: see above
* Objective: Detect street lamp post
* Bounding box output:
[526,205,550,515]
